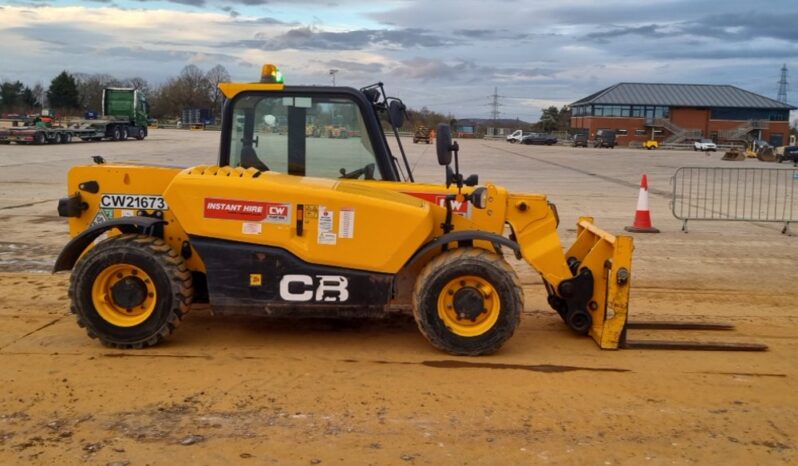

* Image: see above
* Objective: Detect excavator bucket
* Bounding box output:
[563,218,767,351]
[756,147,778,162]
[722,148,746,161]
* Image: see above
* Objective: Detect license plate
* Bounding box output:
[100,194,169,210]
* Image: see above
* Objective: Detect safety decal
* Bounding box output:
[318,206,337,245]
[90,208,114,227]
[339,208,355,239]
[204,198,291,224]
[305,204,319,219]
[242,222,262,235]
[402,192,471,217]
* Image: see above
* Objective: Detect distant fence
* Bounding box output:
[671,167,797,235]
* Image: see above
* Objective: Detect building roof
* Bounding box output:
[571,83,796,109]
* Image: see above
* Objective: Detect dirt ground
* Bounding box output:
[0,130,796,465]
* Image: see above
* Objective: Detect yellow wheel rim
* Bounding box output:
[92,264,157,327]
[437,275,500,337]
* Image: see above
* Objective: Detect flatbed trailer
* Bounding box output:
[0,87,149,145]
[0,119,147,145]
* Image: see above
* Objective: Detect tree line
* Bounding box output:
[0,64,232,119]
[2,64,573,132]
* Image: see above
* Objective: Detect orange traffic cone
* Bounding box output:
[624,174,660,233]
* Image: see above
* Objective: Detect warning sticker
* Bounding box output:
[339,208,355,239]
[204,198,291,224]
[318,206,336,245]
[90,208,113,227]
[318,232,337,245]
[403,192,471,217]
[242,222,262,235]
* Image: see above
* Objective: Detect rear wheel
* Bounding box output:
[121,128,129,140]
[34,131,46,145]
[111,126,122,141]
[412,248,523,356]
[69,234,193,348]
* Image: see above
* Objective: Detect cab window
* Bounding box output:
[230,94,382,180]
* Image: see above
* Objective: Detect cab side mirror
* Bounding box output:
[436,123,453,166]
[388,100,405,128]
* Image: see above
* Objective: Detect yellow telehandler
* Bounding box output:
[53,65,765,354]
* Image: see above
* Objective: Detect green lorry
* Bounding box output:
[0,88,149,145]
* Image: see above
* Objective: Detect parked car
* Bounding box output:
[572,133,588,147]
[522,133,558,145]
[643,140,658,150]
[593,129,616,148]
[506,129,524,143]
[694,138,717,152]
[777,145,798,164]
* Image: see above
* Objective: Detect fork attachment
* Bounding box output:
[621,320,768,351]
[561,218,767,351]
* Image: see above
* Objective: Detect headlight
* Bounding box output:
[471,187,488,209]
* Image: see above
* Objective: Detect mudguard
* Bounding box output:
[52,217,166,272]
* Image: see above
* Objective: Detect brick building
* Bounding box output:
[570,83,795,147]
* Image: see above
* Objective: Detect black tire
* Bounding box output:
[111,126,122,141]
[121,128,129,140]
[412,248,523,356]
[69,234,193,349]
[135,127,146,140]
[34,131,46,145]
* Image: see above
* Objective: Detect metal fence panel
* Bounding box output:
[671,167,797,234]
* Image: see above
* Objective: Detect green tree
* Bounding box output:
[557,105,571,131]
[0,80,24,112]
[538,106,560,132]
[21,86,39,108]
[47,71,80,111]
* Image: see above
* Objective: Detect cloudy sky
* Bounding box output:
[0,0,796,120]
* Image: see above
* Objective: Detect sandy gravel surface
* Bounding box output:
[0,131,796,464]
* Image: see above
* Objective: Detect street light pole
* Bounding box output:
[329,69,338,86]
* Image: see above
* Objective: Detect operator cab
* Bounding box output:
[218,65,412,182]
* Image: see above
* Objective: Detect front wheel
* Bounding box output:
[69,234,193,348]
[412,248,523,356]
